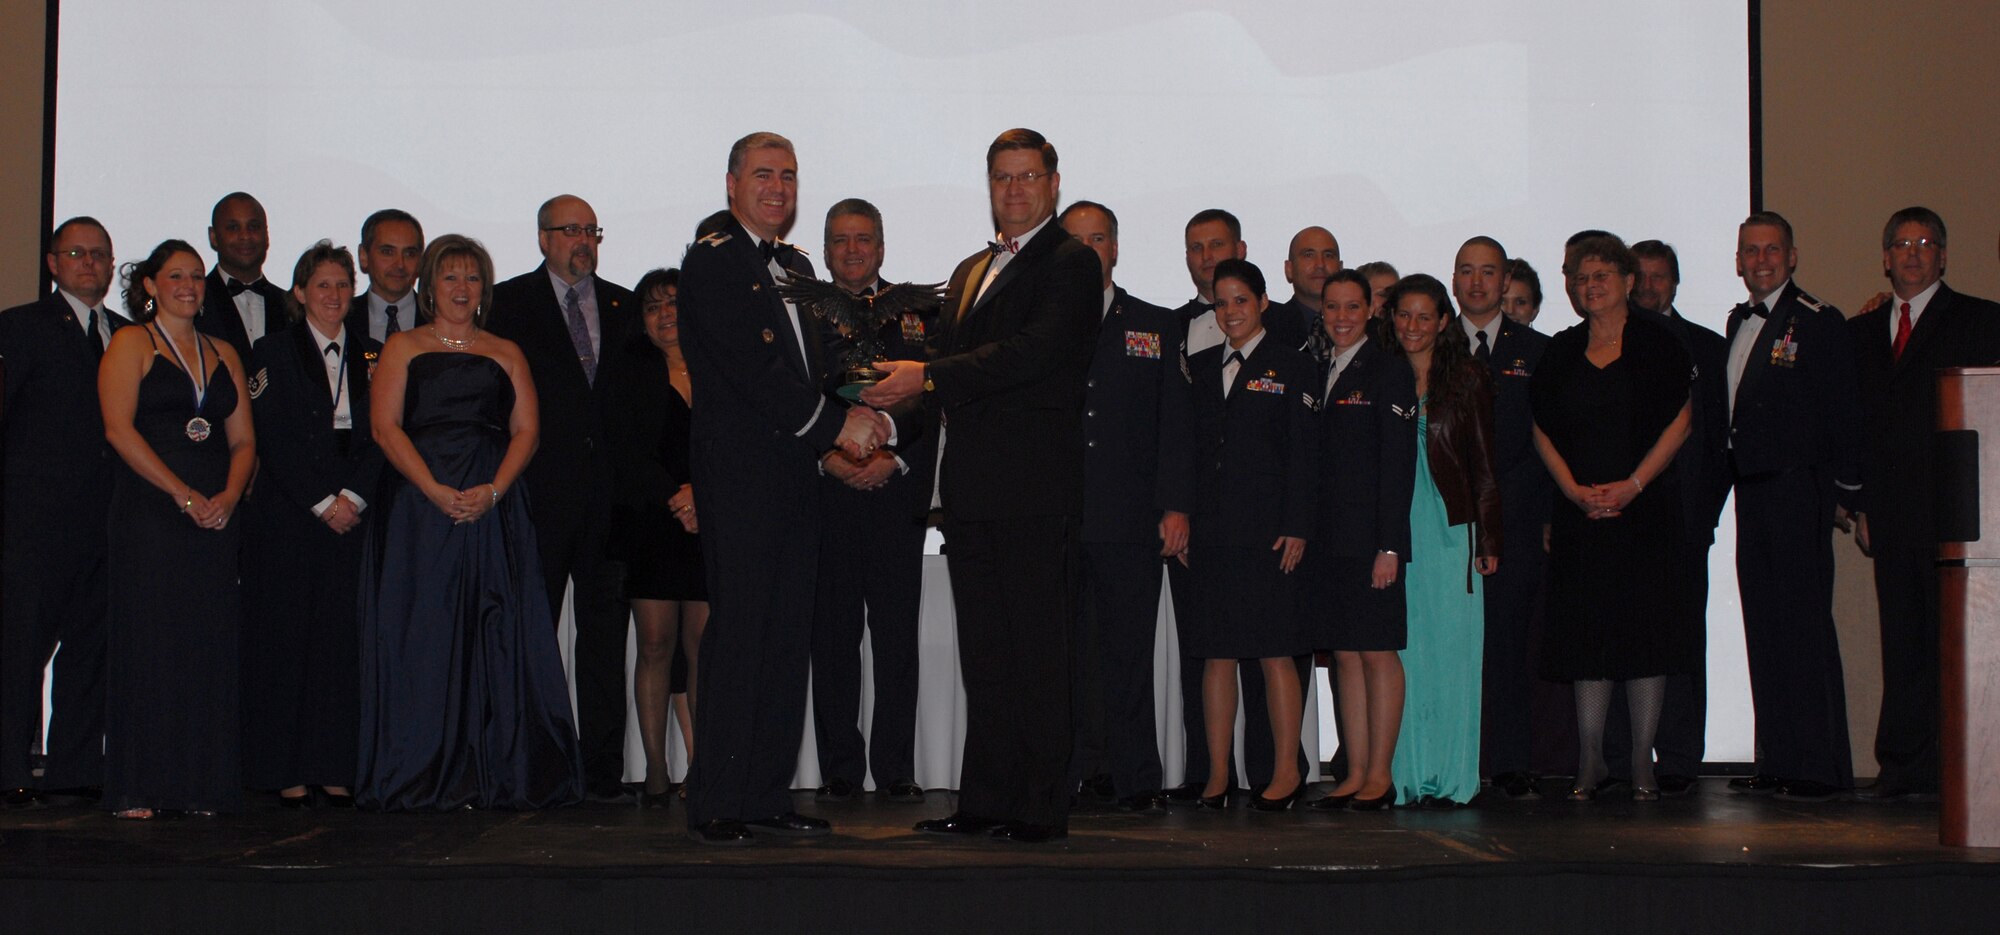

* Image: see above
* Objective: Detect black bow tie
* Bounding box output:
[225,278,261,297]
[1734,301,1767,320]
[1226,350,1245,366]
[760,240,799,266]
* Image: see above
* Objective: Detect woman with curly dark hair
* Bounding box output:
[1382,273,1501,808]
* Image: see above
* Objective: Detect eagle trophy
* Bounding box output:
[776,272,945,400]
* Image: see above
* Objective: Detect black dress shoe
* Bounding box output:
[915,812,1006,835]
[1490,771,1540,799]
[815,777,858,802]
[1307,791,1354,811]
[1658,775,1698,797]
[1162,783,1205,806]
[1078,773,1117,802]
[1774,779,1841,802]
[688,820,756,846]
[277,792,312,810]
[1726,774,1781,795]
[1418,794,1464,810]
[320,789,356,809]
[989,821,1066,843]
[1115,790,1165,814]
[586,783,637,805]
[744,811,832,837]
[2,788,40,809]
[1855,778,1938,803]
[1347,789,1395,811]
[637,788,672,810]
[884,781,925,803]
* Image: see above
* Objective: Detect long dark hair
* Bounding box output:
[1384,273,1480,410]
[120,239,203,322]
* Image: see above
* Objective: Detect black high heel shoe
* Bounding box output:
[319,788,355,809]
[1307,790,1356,811]
[277,792,311,810]
[1197,789,1231,810]
[1249,784,1302,812]
[1346,789,1396,811]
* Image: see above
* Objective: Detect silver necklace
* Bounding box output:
[432,325,476,350]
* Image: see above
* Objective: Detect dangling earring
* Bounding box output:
[144,297,156,315]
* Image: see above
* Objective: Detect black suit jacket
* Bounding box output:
[1482,316,1552,558]
[1082,286,1196,544]
[1851,282,2000,548]
[246,324,384,519]
[1725,281,1860,507]
[1315,338,1418,559]
[1188,336,1320,547]
[198,270,289,364]
[0,292,130,541]
[926,220,1101,522]
[487,263,638,516]
[1648,306,1731,543]
[678,219,843,491]
[344,294,413,346]
[1262,296,1315,356]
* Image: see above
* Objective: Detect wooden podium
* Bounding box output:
[1935,367,2000,846]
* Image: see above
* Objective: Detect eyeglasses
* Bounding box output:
[988,171,1050,187]
[1889,238,1941,251]
[542,225,606,240]
[55,248,113,263]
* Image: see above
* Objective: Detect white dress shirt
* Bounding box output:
[56,289,115,347]
[304,323,367,517]
[1726,279,1788,416]
[1223,330,1265,397]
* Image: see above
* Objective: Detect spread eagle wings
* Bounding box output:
[775,272,945,331]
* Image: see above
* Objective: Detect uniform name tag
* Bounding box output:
[1125,330,1162,359]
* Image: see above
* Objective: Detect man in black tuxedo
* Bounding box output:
[808,198,933,805]
[346,209,425,343]
[1265,226,1341,353]
[1163,209,1304,802]
[0,217,130,807]
[196,192,286,363]
[678,133,887,845]
[1059,199,1194,814]
[1851,207,2000,800]
[1595,239,1730,796]
[1723,211,1859,801]
[487,194,638,803]
[865,128,1100,843]
[1453,235,1553,799]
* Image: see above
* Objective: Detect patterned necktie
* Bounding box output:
[988,237,1019,256]
[384,303,402,336]
[1893,302,1912,360]
[563,285,596,385]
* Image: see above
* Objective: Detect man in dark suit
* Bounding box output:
[808,198,933,805]
[1163,209,1305,802]
[865,128,1100,843]
[346,209,425,343]
[1851,207,2000,801]
[196,192,286,363]
[1453,235,1553,799]
[0,217,130,807]
[1723,211,1859,801]
[678,133,887,845]
[487,194,638,803]
[1058,199,1194,814]
[1598,239,1730,796]
[1265,226,1341,354]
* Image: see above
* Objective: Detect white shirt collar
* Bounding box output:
[307,321,347,355]
[1896,279,1944,319]
[1754,279,1793,312]
[1227,328,1265,361]
[1101,285,1117,318]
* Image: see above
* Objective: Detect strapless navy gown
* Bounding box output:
[356,353,583,810]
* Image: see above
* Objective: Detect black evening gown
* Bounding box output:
[356,352,584,810]
[104,342,243,813]
[607,339,706,601]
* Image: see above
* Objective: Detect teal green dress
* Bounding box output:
[1390,403,1484,805]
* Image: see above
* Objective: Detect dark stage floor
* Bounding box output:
[6,780,2000,933]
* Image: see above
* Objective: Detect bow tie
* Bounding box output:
[988,237,1019,256]
[1734,301,1767,320]
[760,240,799,266]
[225,278,260,297]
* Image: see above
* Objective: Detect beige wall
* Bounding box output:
[5,2,1992,774]
[1764,0,2000,776]
[1,0,45,304]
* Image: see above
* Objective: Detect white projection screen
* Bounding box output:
[50,1,1758,762]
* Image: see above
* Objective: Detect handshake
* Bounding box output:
[836,405,894,461]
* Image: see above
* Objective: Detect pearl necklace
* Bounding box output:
[433,325,477,350]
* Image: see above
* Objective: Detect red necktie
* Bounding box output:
[1892,301,1912,360]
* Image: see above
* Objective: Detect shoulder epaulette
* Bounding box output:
[697,232,732,247]
[1794,291,1828,313]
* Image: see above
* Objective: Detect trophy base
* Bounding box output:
[837,368,888,401]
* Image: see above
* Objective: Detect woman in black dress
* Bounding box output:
[355,234,584,811]
[1530,236,1692,801]
[1305,271,1418,811]
[607,268,707,807]
[242,241,383,808]
[1186,259,1319,811]
[98,240,257,818]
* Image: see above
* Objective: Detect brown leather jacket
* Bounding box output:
[1426,360,1503,568]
